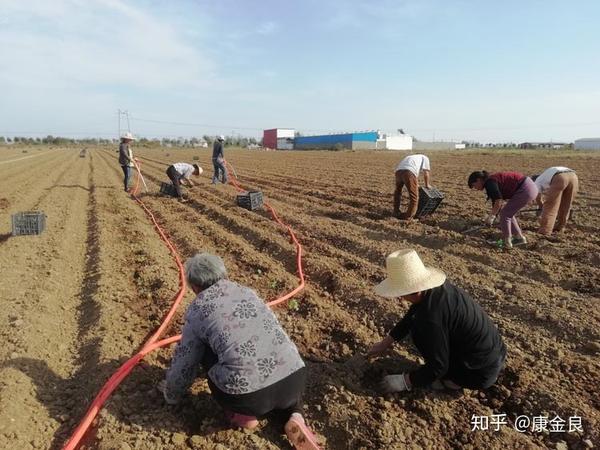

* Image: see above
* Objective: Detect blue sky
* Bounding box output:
[0,0,599,142]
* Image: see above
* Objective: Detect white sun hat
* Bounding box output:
[218,135,225,141]
[374,249,446,298]
[121,132,136,141]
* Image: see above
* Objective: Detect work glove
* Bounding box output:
[380,374,412,393]
[535,208,542,217]
[157,380,180,405]
[483,214,496,226]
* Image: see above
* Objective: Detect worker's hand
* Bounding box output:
[483,214,496,226]
[380,373,412,393]
[157,380,180,405]
[367,336,394,358]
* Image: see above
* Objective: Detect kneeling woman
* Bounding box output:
[468,170,538,249]
[161,252,319,450]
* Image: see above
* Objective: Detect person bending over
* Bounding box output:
[166,162,202,201]
[393,154,432,220]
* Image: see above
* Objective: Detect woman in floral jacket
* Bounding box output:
[161,252,320,450]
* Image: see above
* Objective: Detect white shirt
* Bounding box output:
[534,166,573,193]
[395,154,431,177]
[173,162,195,179]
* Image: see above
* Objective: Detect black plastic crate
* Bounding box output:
[12,211,46,236]
[236,191,263,210]
[415,187,444,218]
[160,182,180,197]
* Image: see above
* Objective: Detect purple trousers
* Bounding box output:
[499,177,538,239]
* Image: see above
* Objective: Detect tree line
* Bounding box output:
[0,135,262,147]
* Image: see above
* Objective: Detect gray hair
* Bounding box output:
[184,252,227,290]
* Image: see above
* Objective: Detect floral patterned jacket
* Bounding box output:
[165,279,305,400]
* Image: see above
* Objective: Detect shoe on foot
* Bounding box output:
[486,238,512,249]
[512,235,527,246]
[430,380,445,390]
[285,413,321,450]
[224,410,259,429]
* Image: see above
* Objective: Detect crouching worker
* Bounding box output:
[166,162,202,201]
[159,253,320,450]
[367,249,506,393]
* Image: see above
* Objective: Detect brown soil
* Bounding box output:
[0,146,598,450]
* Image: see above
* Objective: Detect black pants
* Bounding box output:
[166,165,183,197]
[121,165,131,191]
[202,349,306,417]
[447,346,507,389]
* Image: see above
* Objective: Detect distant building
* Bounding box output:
[294,131,379,150]
[376,133,413,150]
[413,141,465,150]
[263,128,295,150]
[518,142,568,149]
[574,138,600,151]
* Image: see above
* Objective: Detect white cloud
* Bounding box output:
[0,0,217,91]
[256,21,278,35]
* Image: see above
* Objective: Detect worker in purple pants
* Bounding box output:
[468,171,538,249]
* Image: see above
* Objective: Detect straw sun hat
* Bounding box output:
[121,132,136,141]
[375,249,446,298]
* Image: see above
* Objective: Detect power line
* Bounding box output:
[130,116,264,131]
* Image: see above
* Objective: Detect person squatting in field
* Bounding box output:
[165,162,202,201]
[368,249,507,393]
[468,170,538,249]
[159,253,320,450]
[393,154,432,220]
[118,132,136,192]
[212,135,228,184]
[532,166,579,236]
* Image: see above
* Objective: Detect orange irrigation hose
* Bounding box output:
[62,157,305,449]
[223,159,305,307]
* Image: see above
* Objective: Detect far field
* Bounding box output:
[0,145,598,449]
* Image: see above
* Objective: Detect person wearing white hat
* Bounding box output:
[118,132,136,192]
[367,249,506,392]
[212,135,228,184]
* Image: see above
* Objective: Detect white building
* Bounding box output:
[574,138,600,151]
[376,133,413,150]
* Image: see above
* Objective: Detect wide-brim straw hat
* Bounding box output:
[121,132,136,141]
[374,249,446,298]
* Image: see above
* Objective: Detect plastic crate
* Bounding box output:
[12,211,46,236]
[236,191,263,210]
[415,187,444,218]
[160,182,180,197]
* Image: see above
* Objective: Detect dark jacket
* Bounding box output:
[118,142,132,166]
[390,281,505,388]
[212,140,224,159]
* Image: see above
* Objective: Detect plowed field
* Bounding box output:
[0,146,598,450]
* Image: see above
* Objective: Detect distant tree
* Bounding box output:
[7,137,12,143]
[0,136,5,144]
